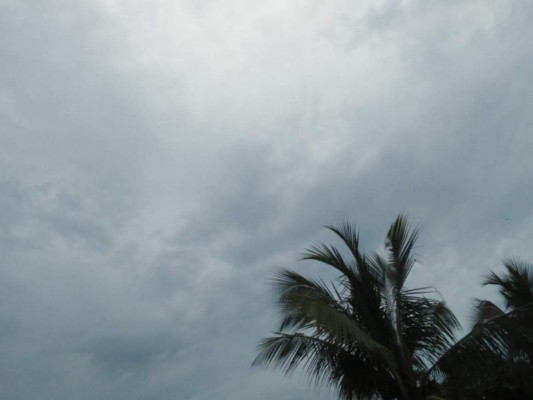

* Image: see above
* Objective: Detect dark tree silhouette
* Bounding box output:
[254,215,459,400]
[438,259,533,399]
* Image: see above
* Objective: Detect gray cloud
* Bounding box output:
[1,0,533,399]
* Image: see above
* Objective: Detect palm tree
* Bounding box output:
[253,215,459,400]
[438,259,533,399]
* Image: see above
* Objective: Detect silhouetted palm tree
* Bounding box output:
[253,215,459,400]
[439,259,533,399]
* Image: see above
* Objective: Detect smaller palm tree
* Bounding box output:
[435,259,533,399]
[253,215,459,400]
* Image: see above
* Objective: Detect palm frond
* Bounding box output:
[428,303,533,387]
[273,270,395,365]
[401,294,460,367]
[253,333,396,400]
[484,258,533,310]
[385,214,420,289]
[325,222,365,270]
[302,242,356,282]
[273,269,348,332]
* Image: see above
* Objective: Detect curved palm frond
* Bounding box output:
[302,241,356,283]
[484,258,533,310]
[270,269,396,367]
[385,214,420,290]
[253,332,396,400]
[402,293,460,368]
[325,222,366,272]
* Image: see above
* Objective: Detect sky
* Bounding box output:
[1,0,533,399]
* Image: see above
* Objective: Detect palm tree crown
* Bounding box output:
[253,215,459,400]
[432,259,533,399]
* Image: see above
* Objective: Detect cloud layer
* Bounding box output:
[1,0,533,398]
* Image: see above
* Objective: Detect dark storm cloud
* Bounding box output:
[1,0,533,399]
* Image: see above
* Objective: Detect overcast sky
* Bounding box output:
[1,0,533,399]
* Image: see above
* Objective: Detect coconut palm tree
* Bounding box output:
[437,259,533,399]
[253,215,459,400]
